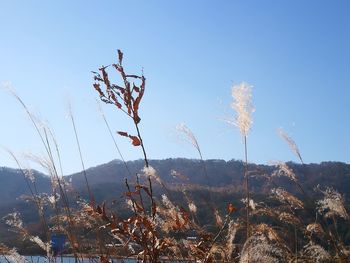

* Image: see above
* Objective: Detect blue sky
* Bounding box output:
[0,1,349,174]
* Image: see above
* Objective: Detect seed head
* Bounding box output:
[278,128,303,164]
[231,82,254,137]
[316,187,348,219]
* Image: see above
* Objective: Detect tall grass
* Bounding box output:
[231,82,254,242]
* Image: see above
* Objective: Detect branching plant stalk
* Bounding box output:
[133,120,157,220]
[133,121,158,262]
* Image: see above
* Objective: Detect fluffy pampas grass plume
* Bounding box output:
[231,82,254,137]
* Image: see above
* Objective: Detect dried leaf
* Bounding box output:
[129,135,141,146]
[117,49,123,65]
[133,97,141,114]
[228,203,236,214]
[117,131,129,137]
[133,84,140,93]
[124,191,139,197]
[100,67,111,88]
[117,131,141,146]
[93,83,104,97]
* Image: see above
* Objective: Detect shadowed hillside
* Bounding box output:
[1,158,349,213]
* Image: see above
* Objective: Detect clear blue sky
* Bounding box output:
[1,1,349,174]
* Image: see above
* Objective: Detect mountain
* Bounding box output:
[0,158,350,206]
[68,158,350,196]
[0,167,50,205]
[1,159,350,206]
[1,159,350,253]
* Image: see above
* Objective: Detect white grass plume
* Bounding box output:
[231,82,254,137]
[239,233,289,263]
[142,165,162,185]
[271,188,304,209]
[302,242,331,262]
[270,161,297,182]
[316,187,348,219]
[175,123,201,155]
[241,198,257,211]
[278,128,304,164]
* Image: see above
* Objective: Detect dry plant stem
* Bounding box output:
[95,55,160,262]
[203,214,231,263]
[43,129,84,263]
[99,103,132,177]
[269,175,340,259]
[43,130,74,222]
[290,155,343,254]
[197,150,216,211]
[5,150,50,243]
[244,135,250,240]
[69,112,95,206]
[136,175,146,212]
[125,178,152,262]
[130,99,156,219]
[68,112,108,258]
[133,120,156,220]
[2,256,10,263]
[295,226,298,263]
[125,178,138,214]
[134,121,149,167]
[10,92,82,261]
[44,129,66,233]
[43,131,82,263]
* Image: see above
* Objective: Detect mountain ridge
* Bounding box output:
[0,158,349,203]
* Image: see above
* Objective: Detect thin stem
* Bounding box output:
[295,226,298,263]
[5,150,50,244]
[9,87,82,262]
[43,130,82,262]
[133,121,156,219]
[125,178,138,215]
[244,135,250,240]
[203,214,231,263]
[134,122,149,167]
[98,103,132,177]
[69,111,95,206]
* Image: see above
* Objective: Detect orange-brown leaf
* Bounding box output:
[133,97,141,114]
[227,203,236,214]
[117,131,129,137]
[129,135,141,146]
[100,255,108,263]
